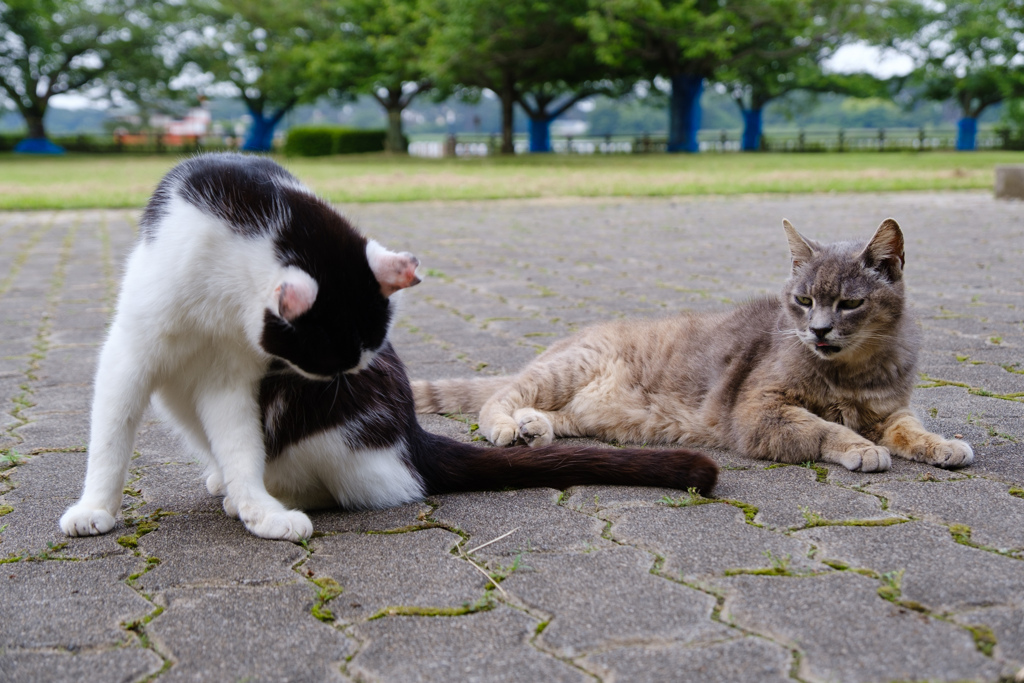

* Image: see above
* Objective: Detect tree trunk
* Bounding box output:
[13,104,65,153]
[667,74,704,153]
[386,108,406,153]
[24,110,46,139]
[956,117,978,151]
[500,74,515,155]
[740,108,763,152]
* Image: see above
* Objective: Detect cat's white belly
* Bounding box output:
[264,432,424,511]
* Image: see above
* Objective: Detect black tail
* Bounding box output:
[409,431,718,497]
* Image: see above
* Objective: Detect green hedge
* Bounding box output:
[284,127,400,156]
[0,134,24,152]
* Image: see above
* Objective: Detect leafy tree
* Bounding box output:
[516,51,631,153]
[716,1,887,151]
[301,0,432,153]
[902,0,1024,150]
[0,0,167,151]
[183,0,335,151]
[582,0,744,152]
[424,0,615,154]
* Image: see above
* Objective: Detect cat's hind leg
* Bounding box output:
[195,385,312,540]
[151,390,226,498]
[61,327,153,536]
[874,409,973,468]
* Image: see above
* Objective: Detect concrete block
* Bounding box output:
[996,165,1024,199]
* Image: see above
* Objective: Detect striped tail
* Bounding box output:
[412,376,512,414]
[409,431,719,497]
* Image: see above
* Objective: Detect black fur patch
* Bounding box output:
[140,153,299,240]
[260,344,414,458]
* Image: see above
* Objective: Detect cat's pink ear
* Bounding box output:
[861,218,905,279]
[366,240,421,297]
[782,219,816,271]
[274,268,318,322]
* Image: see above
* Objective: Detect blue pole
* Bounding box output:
[741,108,763,152]
[242,114,276,152]
[956,117,977,151]
[528,116,552,153]
[667,74,703,153]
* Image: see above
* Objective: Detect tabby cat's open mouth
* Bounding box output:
[815,343,842,355]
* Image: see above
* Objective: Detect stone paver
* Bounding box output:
[0,650,163,683]
[582,637,795,683]
[713,464,894,529]
[501,545,729,657]
[147,583,354,683]
[304,528,486,622]
[350,606,588,682]
[431,488,613,557]
[796,521,1024,612]
[1,555,151,649]
[133,513,307,593]
[1,194,1022,681]
[608,502,824,579]
[718,572,1002,683]
[867,478,1024,551]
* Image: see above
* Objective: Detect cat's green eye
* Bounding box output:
[838,299,864,310]
[795,295,812,306]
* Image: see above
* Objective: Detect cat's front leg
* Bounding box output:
[872,408,974,468]
[479,397,526,446]
[196,387,312,541]
[478,372,567,447]
[61,329,153,536]
[479,404,558,447]
[737,399,891,472]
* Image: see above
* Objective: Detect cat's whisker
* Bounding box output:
[327,375,341,415]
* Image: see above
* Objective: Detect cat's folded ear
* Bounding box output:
[366,239,421,297]
[272,267,319,322]
[860,218,905,282]
[782,219,817,272]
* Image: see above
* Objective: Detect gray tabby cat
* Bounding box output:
[413,219,973,473]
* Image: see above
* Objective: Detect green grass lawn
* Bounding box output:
[0,150,1020,210]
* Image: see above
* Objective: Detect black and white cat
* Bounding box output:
[60,153,718,541]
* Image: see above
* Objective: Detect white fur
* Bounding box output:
[265,434,423,511]
[59,196,416,541]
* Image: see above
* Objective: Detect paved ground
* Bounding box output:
[1,192,1023,683]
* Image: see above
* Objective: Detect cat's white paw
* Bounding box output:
[206,471,225,496]
[222,496,239,518]
[930,439,974,468]
[514,408,554,447]
[246,509,313,541]
[837,444,891,472]
[60,504,116,536]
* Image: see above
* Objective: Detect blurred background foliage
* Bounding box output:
[1,0,1023,152]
